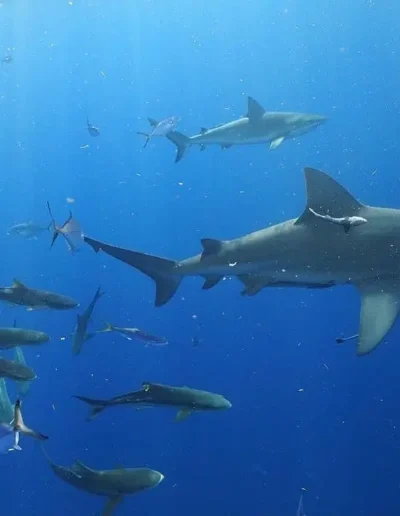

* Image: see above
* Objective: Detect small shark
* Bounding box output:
[74,381,232,421]
[308,207,367,233]
[85,167,400,356]
[0,278,78,310]
[87,117,100,137]
[72,286,103,356]
[8,221,51,240]
[43,450,164,516]
[162,97,326,162]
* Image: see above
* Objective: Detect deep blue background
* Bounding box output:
[0,0,400,514]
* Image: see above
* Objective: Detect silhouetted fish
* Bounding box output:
[87,117,100,137]
[47,202,83,253]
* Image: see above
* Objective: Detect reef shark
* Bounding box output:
[85,167,400,357]
[43,451,164,516]
[162,96,326,162]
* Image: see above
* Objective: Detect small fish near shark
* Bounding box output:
[7,221,51,240]
[85,167,400,357]
[43,448,164,516]
[137,116,181,148]
[74,381,232,422]
[159,96,326,162]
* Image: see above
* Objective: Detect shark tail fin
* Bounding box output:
[98,321,114,333]
[166,131,191,162]
[84,236,182,306]
[137,132,150,148]
[73,395,109,421]
[14,399,48,441]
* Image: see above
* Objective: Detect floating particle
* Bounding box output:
[66,197,75,204]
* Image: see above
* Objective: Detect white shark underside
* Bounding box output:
[85,168,400,357]
[161,97,326,162]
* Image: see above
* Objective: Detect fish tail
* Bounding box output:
[98,321,113,333]
[84,236,182,307]
[73,395,108,421]
[165,131,190,162]
[136,132,150,148]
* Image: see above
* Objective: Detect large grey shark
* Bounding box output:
[74,381,232,421]
[161,96,326,162]
[0,279,78,310]
[43,451,164,515]
[84,167,400,357]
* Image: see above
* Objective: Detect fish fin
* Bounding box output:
[103,495,124,516]
[175,409,192,422]
[200,127,207,134]
[202,275,223,290]
[73,395,108,420]
[165,131,191,162]
[14,399,48,441]
[269,136,285,150]
[12,278,27,289]
[147,117,159,127]
[137,132,150,148]
[98,321,114,333]
[200,238,223,259]
[200,144,206,151]
[238,275,265,296]
[295,168,364,225]
[355,279,400,356]
[84,236,182,307]
[246,96,265,119]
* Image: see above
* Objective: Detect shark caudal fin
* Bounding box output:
[73,395,108,421]
[84,236,182,306]
[165,131,191,162]
[14,399,48,441]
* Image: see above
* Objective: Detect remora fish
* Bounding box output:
[308,207,367,233]
[47,202,83,253]
[43,450,164,516]
[7,221,51,240]
[0,357,36,382]
[72,286,103,356]
[98,322,168,346]
[74,381,232,421]
[85,167,400,356]
[162,97,326,162]
[0,327,49,349]
[0,278,78,310]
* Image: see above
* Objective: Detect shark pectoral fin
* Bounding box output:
[200,238,223,259]
[269,137,285,150]
[202,275,223,290]
[295,168,365,225]
[103,495,124,516]
[356,280,400,356]
[175,409,193,422]
[238,275,266,296]
[246,96,265,120]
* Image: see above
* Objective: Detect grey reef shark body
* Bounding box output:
[0,278,78,310]
[0,357,36,382]
[0,326,49,349]
[308,207,367,233]
[74,381,232,422]
[43,450,164,516]
[72,286,103,356]
[160,96,326,162]
[85,167,400,357]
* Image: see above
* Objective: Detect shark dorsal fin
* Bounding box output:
[147,117,158,127]
[246,96,265,119]
[296,168,364,225]
[12,278,27,289]
[200,127,207,134]
[201,238,223,259]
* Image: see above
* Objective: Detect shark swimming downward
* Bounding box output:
[84,167,400,357]
[157,96,326,162]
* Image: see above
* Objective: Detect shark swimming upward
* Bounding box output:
[85,167,400,357]
[161,96,326,162]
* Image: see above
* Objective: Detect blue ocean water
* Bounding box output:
[0,0,399,514]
